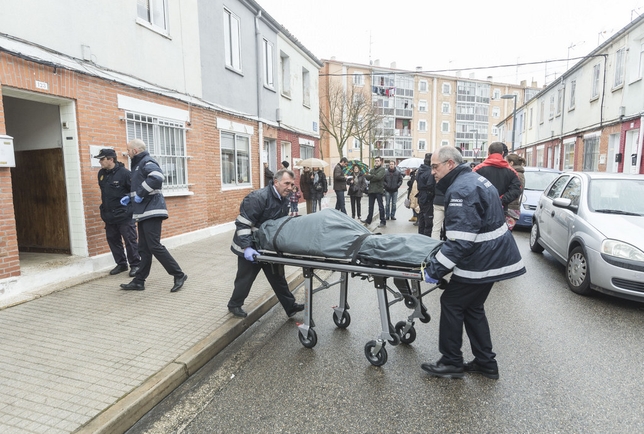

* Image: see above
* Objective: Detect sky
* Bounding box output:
[258,0,644,87]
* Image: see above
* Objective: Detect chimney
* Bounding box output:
[531,81,538,87]
[416,66,423,72]
[520,80,527,87]
[390,61,397,69]
[373,59,380,66]
[487,76,493,81]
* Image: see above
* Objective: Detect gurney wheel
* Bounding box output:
[388,325,401,346]
[404,296,418,309]
[419,308,431,324]
[364,341,388,366]
[395,321,417,344]
[298,329,318,348]
[332,311,351,328]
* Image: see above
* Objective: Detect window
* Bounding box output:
[442,83,451,94]
[614,47,625,88]
[223,8,242,72]
[418,139,426,150]
[492,107,500,118]
[441,102,450,114]
[583,136,599,171]
[353,138,361,149]
[591,64,600,99]
[560,177,581,207]
[126,112,188,192]
[419,80,428,92]
[280,52,291,98]
[529,107,534,129]
[549,95,555,119]
[556,89,563,116]
[302,67,310,107]
[300,142,314,159]
[569,80,576,110]
[221,131,250,186]
[441,140,449,147]
[492,127,499,136]
[493,89,500,99]
[418,100,427,112]
[638,41,644,80]
[137,0,167,32]
[441,121,450,133]
[353,73,364,86]
[263,39,274,88]
[536,146,545,167]
[540,100,545,124]
[418,120,427,132]
[564,141,575,170]
[546,175,571,199]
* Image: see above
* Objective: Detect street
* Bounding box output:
[128,206,644,434]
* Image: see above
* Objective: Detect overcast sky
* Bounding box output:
[258,0,644,87]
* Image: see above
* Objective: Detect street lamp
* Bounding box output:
[501,94,517,152]
[469,129,479,161]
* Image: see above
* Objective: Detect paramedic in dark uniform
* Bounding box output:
[119,139,188,293]
[95,148,140,277]
[228,169,305,318]
[421,146,526,380]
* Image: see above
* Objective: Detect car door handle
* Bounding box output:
[551,211,555,217]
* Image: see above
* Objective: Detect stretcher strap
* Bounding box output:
[271,216,295,255]
[347,233,375,264]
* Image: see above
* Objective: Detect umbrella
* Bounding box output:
[397,157,425,169]
[294,157,328,168]
[343,159,369,176]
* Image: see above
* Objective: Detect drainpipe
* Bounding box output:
[255,9,265,186]
[559,77,566,169]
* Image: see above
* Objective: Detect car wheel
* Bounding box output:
[566,246,593,296]
[529,223,544,253]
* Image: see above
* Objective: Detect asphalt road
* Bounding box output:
[128,209,644,434]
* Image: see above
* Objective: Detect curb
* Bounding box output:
[75,270,305,434]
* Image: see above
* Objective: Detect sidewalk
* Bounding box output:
[0,188,406,433]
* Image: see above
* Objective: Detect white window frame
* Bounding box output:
[418,139,426,150]
[441,121,450,133]
[549,95,555,119]
[223,8,242,73]
[125,112,189,194]
[263,39,274,88]
[137,0,168,33]
[614,47,625,88]
[591,64,600,99]
[493,89,501,100]
[441,140,449,147]
[302,67,311,108]
[353,138,361,149]
[280,52,291,98]
[221,130,251,187]
[556,88,563,116]
[442,83,451,94]
[492,127,499,136]
[563,140,575,170]
[418,100,427,112]
[492,107,500,118]
[529,107,534,129]
[353,73,364,86]
[638,41,644,80]
[540,100,545,124]
[418,120,427,132]
[569,80,576,110]
[418,80,428,92]
[441,102,450,114]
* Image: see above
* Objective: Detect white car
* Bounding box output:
[530,172,644,301]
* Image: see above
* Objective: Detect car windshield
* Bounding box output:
[524,171,561,190]
[589,178,644,216]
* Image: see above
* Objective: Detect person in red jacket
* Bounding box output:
[472,142,521,214]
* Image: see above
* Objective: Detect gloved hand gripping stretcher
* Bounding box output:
[253,209,444,366]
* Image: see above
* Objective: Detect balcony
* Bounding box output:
[394,128,411,137]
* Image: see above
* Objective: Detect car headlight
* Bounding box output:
[601,239,644,262]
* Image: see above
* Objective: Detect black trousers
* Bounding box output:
[438,280,496,369]
[105,221,140,267]
[133,218,183,284]
[349,195,361,218]
[228,256,297,312]
[417,201,434,237]
[365,193,385,224]
[334,190,347,214]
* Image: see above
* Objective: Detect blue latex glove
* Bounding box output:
[134,193,143,203]
[424,270,439,284]
[120,196,130,206]
[244,247,259,262]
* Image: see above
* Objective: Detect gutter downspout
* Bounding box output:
[255,9,265,187]
[559,77,566,170]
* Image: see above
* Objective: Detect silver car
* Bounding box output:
[529,172,644,301]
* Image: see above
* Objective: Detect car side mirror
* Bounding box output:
[553,197,578,211]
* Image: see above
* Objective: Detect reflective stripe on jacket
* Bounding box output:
[130,151,169,222]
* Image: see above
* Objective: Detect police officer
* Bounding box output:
[95,148,140,277]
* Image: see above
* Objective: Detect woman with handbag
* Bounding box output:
[309,167,327,213]
[347,165,367,219]
[505,153,526,230]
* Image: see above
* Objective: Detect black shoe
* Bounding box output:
[120,281,145,291]
[464,360,499,379]
[110,264,128,275]
[360,219,371,224]
[378,223,386,227]
[170,274,188,292]
[228,306,247,318]
[391,217,397,220]
[421,362,464,378]
[129,266,139,278]
[287,302,305,318]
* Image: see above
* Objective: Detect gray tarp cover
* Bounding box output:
[256,209,443,268]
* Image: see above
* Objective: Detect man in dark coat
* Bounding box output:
[421,146,526,380]
[383,160,403,220]
[415,153,435,236]
[362,156,386,227]
[119,139,187,293]
[333,157,349,214]
[95,148,140,277]
[263,162,274,187]
[228,169,304,318]
[299,167,313,214]
[472,142,521,212]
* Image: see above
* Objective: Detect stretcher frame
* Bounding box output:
[256,251,438,366]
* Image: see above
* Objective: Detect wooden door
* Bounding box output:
[11,148,71,253]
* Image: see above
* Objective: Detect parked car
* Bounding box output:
[529,172,644,301]
[515,167,562,228]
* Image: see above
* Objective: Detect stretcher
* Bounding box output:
[255,250,441,366]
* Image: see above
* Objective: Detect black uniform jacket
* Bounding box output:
[98,162,133,224]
